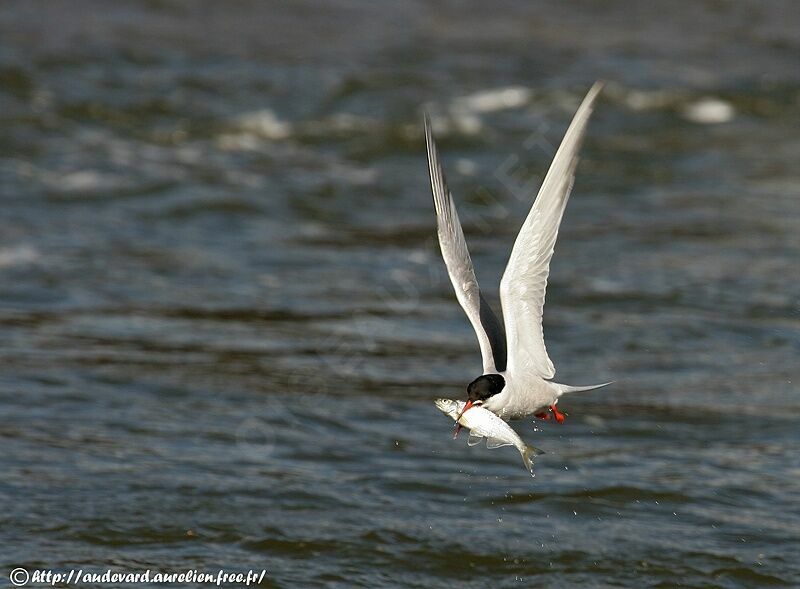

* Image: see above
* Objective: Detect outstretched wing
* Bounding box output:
[425,115,507,374]
[500,82,603,380]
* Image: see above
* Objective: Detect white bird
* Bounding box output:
[425,82,612,428]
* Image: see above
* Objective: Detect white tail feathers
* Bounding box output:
[556,381,614,396]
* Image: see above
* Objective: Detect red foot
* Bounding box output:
[550,404,566,424]
[534,411,551,421]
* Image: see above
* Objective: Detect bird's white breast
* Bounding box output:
[481,373,560,420]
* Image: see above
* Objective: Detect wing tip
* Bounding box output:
[589,79,606,95]
[580,80,605,114]
[423,112,435,148]
[423,112,452,220]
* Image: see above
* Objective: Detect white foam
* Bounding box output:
[455,158,478,176]
[0,245,38,268]
[218,109,292,151]
[681,98,735,124]
[451,111,483,135]
[455,86,532,113]
[624,89,675,111]
[59,170,105,191]
[235,109,291,139]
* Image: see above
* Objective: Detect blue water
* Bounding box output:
[1,1,799,587]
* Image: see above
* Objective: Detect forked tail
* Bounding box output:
[556,381,614,396]
[521,444,546,475]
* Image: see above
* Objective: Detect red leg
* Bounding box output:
[534,411,551,421]
[550,404,566,424]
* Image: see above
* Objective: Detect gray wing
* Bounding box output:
[500,82,603,380]
[425,115,507,374]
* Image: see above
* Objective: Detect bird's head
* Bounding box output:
[453,374,506,437]
[467,373,505,403]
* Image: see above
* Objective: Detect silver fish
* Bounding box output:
[435,398,545,474]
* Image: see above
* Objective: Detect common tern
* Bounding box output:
[425,82,612,431]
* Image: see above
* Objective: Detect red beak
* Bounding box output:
[452,400,475,439]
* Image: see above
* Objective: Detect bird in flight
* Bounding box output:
[425,82,612,433]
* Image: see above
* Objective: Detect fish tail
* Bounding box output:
[521,444,546,475]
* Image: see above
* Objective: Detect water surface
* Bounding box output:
[1,1,799,587]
